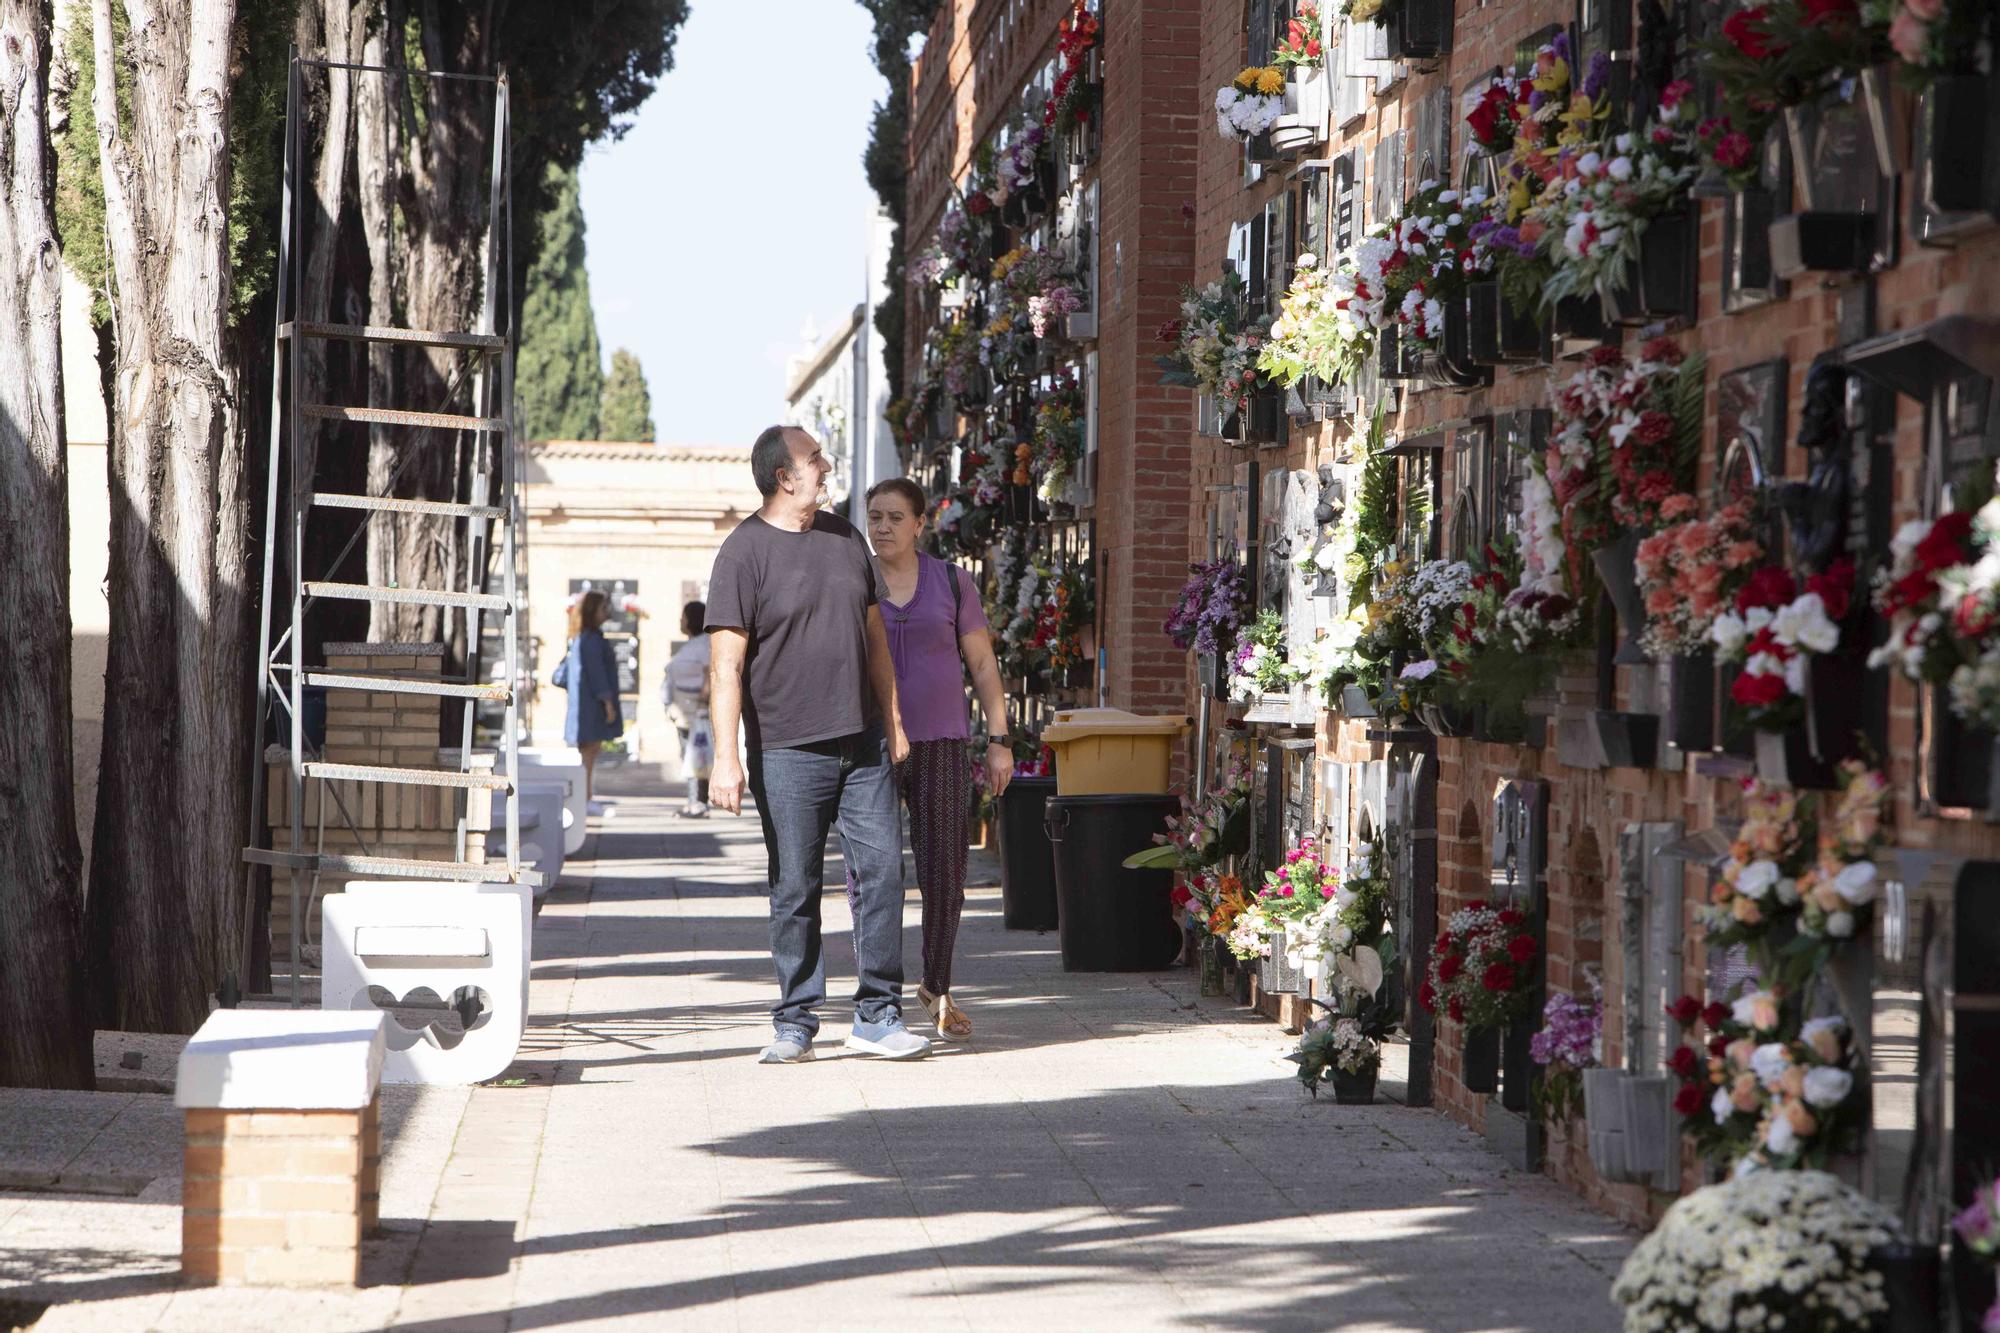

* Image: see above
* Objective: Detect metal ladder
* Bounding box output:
[239,53,538,1005]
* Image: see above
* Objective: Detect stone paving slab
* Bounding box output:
[10,778,1635,1330]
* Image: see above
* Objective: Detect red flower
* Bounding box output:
[1885,567,1941,616]
[1418,979,1438,1013]
[1587,347,1625,369]
[1732,670,1790,709]
[966,191,994,216]
[1709,1034,1731,1057]
[1669,1045,1701,1079]
[1736,565,1797,613]
[1481,961,1517,993]
[1632,410,1674,446]
[1723,6,1778,58]
[1916,511,1975,573]
[1666,994,1702,1026]
[1438,954,1464,983]
[1170,884,1192,908]
[1497,908,1524,928]
[1447,996,1465,1022]
[1640,336,1685,366]
[1800,0,1857,24]
[1701,1002,1730,1030]
[1435,931,1453,954]
[1807,557,1855,622]
[1714,132,1755,170]
[1506,934,1537,965]
[1674,1082,1706,1117]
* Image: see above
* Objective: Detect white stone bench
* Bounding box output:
[519,746,588,856]
[175,1010,386,1287]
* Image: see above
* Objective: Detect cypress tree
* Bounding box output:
[600,348,655,442]
[517,163,604,442]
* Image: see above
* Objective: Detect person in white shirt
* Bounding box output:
[663,600,713,816]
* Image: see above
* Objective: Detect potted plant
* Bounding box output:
[1419,899,1540,1097]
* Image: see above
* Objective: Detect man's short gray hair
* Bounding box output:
[751,425,795,498]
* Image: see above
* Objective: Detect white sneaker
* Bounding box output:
[681,801,708,819]
[844,1019,931,1060]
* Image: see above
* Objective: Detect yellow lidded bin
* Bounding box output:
[1039,708,1190,796]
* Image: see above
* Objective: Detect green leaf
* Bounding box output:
[1121,844,1183,870]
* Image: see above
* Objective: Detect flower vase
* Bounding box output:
[1582,1067,1637,1184]
[1462,1025,1501,1095]
[1668,649,1716,752]
[1230,951,1252,1004]
[1607,207,1695,326]
[1257,940,1280,995]
[1859,64,1912,178]
[1391,0,1448,61]
[1591,532,1651,666]
[1332,1064,1379,1105]
[1199,936,1226,997]
[1339,683,1377,719]
[1416,699,1468,738]
[1922,75,1997,215]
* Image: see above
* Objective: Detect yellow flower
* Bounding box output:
[1255,67,1286,96]
[1351,0,1382,18]
[1234,66,1265,92]
[1530,56,1568,95]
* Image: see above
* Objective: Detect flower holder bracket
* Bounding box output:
[1917,74,2000,221]
[1593,711,1661,770]
[1387,0,1452,64]
[1465,282,1545,366]
[1605,205,1697,328]
[1768,211,1876,281]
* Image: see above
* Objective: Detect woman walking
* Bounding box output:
[860,478,1014,1041]
[557,590,623,803]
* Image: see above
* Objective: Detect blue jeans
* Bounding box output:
[747,727,905,1037]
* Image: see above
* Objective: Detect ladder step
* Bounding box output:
[312,492,507,521]
[303,582,509,613]
[303,404,509,433]
[304,671,512,702]
[244,847,543,888]
[303,762,513,791]
[280,321,506,353]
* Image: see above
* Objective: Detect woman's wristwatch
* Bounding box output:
[983,733,1011,748]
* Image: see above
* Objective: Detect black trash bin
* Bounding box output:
[996,775,1059,931]
[1045,793,1182,972]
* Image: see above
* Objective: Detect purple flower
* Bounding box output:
[1550,31,1571,65]
[1955,1191,1995,1249]
[1528,89,1547,112]
[1582,52,1609,101]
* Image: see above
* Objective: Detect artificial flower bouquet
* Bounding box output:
[1708,558,1857,731]
[1792,761,1893,941]
[1529,985,1601,1125]
[1432,541,1586,718]
[1258,250,1372,389]
[1046,0,1100,137]
[1666,988,1862,1174]
[1229,609,1301,700]
[1133,752,1254,879]
[1309,180,1483,377]
[1611,1170,1899,1331]
[1952,1175,2000,1333]
[1273,4,1325,69]
[995,123,1050,205]
[1418,899,1539,1032]
[1866,0,1987,85]
[1028,374,1087,504]
[1636,498,1766,657]
[1157,268,1275,416]
[1164,552,1253,661]
[1294,613,1372,708]
[1695,0,1888,189]
[1870,497,2000,733]
[1215,66,1288,140]
[1528,82,1701,313]
[1549,338,1707,542]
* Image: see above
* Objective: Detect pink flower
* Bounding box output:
[1890,8,1930,60]
[1905,0,1943,20]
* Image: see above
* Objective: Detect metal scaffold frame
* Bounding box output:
[239,51,538,1005]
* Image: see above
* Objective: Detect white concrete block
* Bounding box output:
[321,881,531,1085]
[519,748,587,856]
[175,1010,386,1111]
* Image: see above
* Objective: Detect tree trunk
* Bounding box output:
[0,0,95,1088]
[84,0,250,1032]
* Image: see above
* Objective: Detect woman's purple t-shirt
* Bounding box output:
[879,554,987,742]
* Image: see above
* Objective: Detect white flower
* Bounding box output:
[1772,592,1839,654]
[1801,1016,1846,1045]
[1709,611,1749,654]
[1296,250,1318,269]
[1832,861,1878,905]
[1400,659,1439,680]
[1825,910,1856,938]
[1749,1042,1791,1088]
[1577,150,1602,177]
[1607,154,1634,182]
[1732,990,1776,1029]
[1802,1067,1853,1108]
[1711,1086,1734,1126]
[1765,1113,1798,1155]
[1734,860,1779,901]
[1775,877,1800,906]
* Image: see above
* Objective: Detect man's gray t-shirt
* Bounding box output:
[703,511,881,751]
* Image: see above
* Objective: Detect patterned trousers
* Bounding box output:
[847,738,971,994]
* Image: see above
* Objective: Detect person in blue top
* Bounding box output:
[557,589,623,802]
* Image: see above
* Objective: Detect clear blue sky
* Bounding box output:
[579,1,884,447]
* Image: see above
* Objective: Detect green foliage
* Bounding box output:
[1346,405,1400,603]
[600,348,655,442]
[51,0,288,329]
[856,0,943,405]
[517,163,603,442]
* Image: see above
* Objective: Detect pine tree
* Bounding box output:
[517,162,603,442]
[600,348,655,441]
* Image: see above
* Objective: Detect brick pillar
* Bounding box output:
[176,1010,387,1288]
[181,1104,371,1286]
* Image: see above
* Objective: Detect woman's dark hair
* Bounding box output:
[682,600,706,635]
[865,477,928,519]
[568,590,609,640]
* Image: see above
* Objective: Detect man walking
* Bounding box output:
[705,425,930,1063]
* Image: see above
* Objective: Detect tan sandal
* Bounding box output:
[918,986,973,1041]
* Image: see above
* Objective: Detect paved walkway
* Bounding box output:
[5,771,1633,1330]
